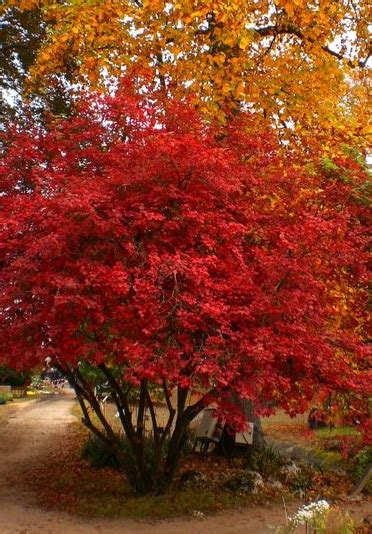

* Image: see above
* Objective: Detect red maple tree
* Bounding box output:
[0,84,369,492]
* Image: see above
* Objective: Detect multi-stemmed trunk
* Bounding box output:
[62,363,208,494]
[61,362,266,494]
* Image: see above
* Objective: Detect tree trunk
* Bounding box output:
[243,399,266,452]
[63,367,206,494]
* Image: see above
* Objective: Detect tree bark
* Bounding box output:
[243,399,266,452]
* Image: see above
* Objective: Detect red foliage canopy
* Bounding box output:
[0,86,370,419]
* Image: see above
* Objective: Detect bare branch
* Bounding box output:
[162,378,174,414]
[74,389,112,448]
[161,379,176,443]
[253,24,365,68]
[136,379,147,439]
[71,365,121,446]
[99,363,136,439]
[144,388,159,443]
[184,387,217,421]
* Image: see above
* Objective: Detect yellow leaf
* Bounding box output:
[239,35,251,50]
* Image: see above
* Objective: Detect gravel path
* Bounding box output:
[0,393,370,533]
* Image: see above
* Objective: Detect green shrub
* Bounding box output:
[30,374,44,390]
[248,444,284,477]
[352,445,372,478]
[0,392,13,403]
[180,428,196,455]
[0,366,28,387]
[351,445,372,494]
[224,472,255,493]
[277,502,356,534]
[81,436,120,469]
[81,434,171,474]
[288,468,314,494]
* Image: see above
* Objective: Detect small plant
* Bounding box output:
[81,433,174,494]
[248,444,284,478]
[0,392,13,403]
[81,436,120,469]
[30,374,44,390]
[290,500,330,532]
[352,445,372,479]
[351,445,372,495]
[180,428,196,456]
[277,501,356,534]
[224,472,255,493]
[288,467,314,495]
[321,435,361,459]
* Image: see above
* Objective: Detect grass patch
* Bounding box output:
[314,426,361,439]
[74,485,260,519]
[313,449,344,468]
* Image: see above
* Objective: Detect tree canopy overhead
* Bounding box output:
[0,85,370,492]
[0,6,76,123]
[2,0,370,151]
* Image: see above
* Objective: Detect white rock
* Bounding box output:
[268,480,283,490]
[249,471,264,493]
[191,510,205,518]
[281,462,301,477]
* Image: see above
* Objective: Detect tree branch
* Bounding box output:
[136,379,147,439]
[74,388,112,448]
[184,387,217,422]
[99,363,136,440]
[144,388,159,444]
[253,24,366,68]
[71,365,121,447]
[161,379,176,441]
[162,378,174,414]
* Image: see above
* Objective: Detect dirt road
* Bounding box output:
[0,394,370,534]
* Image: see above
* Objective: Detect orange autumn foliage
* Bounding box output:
[2,0,371,153]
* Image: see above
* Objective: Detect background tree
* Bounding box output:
[2,0,370,152]
[1,86,369,493]
[0,366,28,387]
[0,6,74,125]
